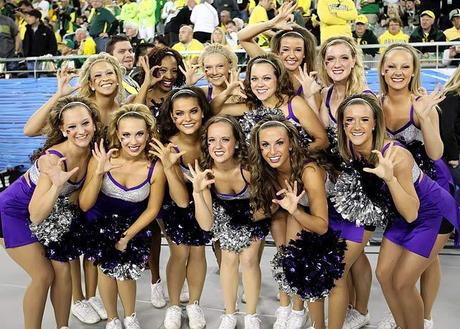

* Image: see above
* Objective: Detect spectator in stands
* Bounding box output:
[443,44,460,67]
[444,8,460,41]
[76,15,88,30]
[0,11,21,74]
[400,0,419,31]
[57,39,79,69]
[210,26,227,45]
[219,9,231,31]
[124,21,144,50]
[358,0,381,26]
[75,27,96,55]
[248,0,272,48]
[317,0,358,44]
[138,0,156,41]
[22,9,57,60]
[153,34,168,49]
[56,0,77,37]
[172,24,204,65]
[161,0,177,27]
[190,0,219,44]
[214,0,239,18]
[379,3,401,28]
[117,0,138,30]
[16,1,34,40]
[0,0,17,19]
[378,17,409,52]
[88,0,118,52]
[409,10,446,54]
[32,0,48,19]
[237,0,249,21]
[353,14,379,57]
[164,0,195,46]
[224,20,238,48]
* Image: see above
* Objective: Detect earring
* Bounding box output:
[372,128,375,131]
[289,147,292,151]
[201,114,204,119]
[235,144,239,149]
[411,74,415,77]
[63,131,67,137]
[91,87,95,91]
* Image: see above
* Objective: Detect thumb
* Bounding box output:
[68,166,79,176]
[363,167,376,174]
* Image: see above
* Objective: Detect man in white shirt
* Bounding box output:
[190,0,219,43]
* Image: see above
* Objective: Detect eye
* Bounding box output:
[250,77,257,82]
[122,133,130,137]
[263,76,272,81]
[82,121,90,126]
[67,125,76,130]
[106,71,115,76]
[191,109,198,115]
[276,140,284,146]
[136,132,145,137]
[174,111,184,117]
[208,137,215,143]
[260,142,269,149]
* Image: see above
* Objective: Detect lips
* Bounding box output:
[214,150,225,157]
[161,80,173,89]
[391,77,404,83]
[268,156,281,163]
[183,123,195,129]
[351,131,365,136]
[128,145,140,152]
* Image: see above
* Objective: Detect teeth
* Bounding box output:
[214,151,225,156]
[128,146,140,152]
[183,124,194,128]
[352,132,364,136]
[269,156,281,162]
[257,89,267,94]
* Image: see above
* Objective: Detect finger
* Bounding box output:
[150,137,163,147]
[276,189,287,196]
[293,180,298,194]
[149,151,162,158]
[107,148,118,158]
[363,167,377,174]
[272,199,281,205]
[188,163,197,176]
[202,169,213,177]
[184,173,193,182]
[205,178,215,186]
[371,149,384,162]
[68,166,79,176]
[284,179,292,192]
[297,190,306,201]
[99,139,105,154]
[149,143,163,154]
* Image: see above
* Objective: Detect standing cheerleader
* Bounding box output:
[79,104,166,329]
[379,43,458,329]
[249,117,346,329]
[0,96,100,329]
[152,87,212,329]
[187,116,270,329]
[336,94,459,329]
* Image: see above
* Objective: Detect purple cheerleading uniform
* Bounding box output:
[84,161,156,280]
[382,143,459,257]
[0,150,83,251]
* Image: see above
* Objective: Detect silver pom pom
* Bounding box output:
[239,108,285,143]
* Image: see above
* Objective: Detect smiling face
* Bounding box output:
[382,49,414,91]
[259,126,290,170]
[203,53,230,87]
[171,97,203,135]
[156,55,178,92]
[117,117,148,157]
[112,40,134,70]
[61,106,95,148]
[420,15,434,31]
[207,121,236,164]
[324,43,356,83]
[343,103,375,148]
[250,62,277,102]
[89,61,118,96]
[212,29,224,44]
[278,36,305,72]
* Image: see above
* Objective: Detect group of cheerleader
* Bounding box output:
[1,3,460,329]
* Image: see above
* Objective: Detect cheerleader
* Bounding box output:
[151,87,212,329]
[249,117,346,329]
[186,116,270,329]
[0,97,100,329]
[336,94,459,329]
[379,43,458,329]
[79,104,166,329]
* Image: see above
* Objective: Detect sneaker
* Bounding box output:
[124,313,141,329]
[180,282,190,303]
[276,291,280,301]
[186,302,206,329]
[218,313,237,329]
[88,296,108,320]
[273,305,291,329]
[106,318,123,329]
[286,309,307,329]
[424,318,434,329]
[245,313,261,329]
[164,305,182,329]
[71,299,100,324]
[151,279,167,308]
[377,313,397,329]
[343,308,370,329]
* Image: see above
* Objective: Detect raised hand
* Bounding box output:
[184,160,215,193]
[139,56,164,87]
[92,139,119,175]
[270,1,296,30]
[40,153,79,189]
[412,85,445,122]
[295,65,322,98]
[272,180,306,215]
[179,61,204,86]
[224,69,246,99]
[149,137,186,170]
[56,66,80,97]
[363,142,397,183]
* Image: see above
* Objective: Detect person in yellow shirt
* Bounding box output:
[75,27,97,55]
[444,9,460,41]
[172,25,204,65]
[378,17,409,53]
[248,0,272,48]
[317,0,358,44]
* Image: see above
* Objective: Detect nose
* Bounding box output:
[184,111,191,121]
[210,66,217,75]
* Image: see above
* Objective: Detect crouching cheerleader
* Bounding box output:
[79,104,166,329]
[249,117,346,329]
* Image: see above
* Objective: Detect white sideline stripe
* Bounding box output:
[422,73,448,82]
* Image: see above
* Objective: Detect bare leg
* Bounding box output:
[212,240,222,271]
[97,269,118,320]
[271,210,289,306]
[166,242,189,305]
[420,256,441,321]
[117,279,137,317]
[240,240,262,314]
[83,256,98,298]
[220,250,239,313]
[187,245,207,303]
[70,258,85,301]
[50,260,72,327]
[6,243,54,329]
[350,252,373,315]
[307,299,325,329]
[149,220,162,283]
[347,274,355,307]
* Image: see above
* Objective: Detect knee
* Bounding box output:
[33,266,55,287]
[239,254,258,272]
[375,266,391,287]
[170,248,190,265]
[221,254,238,269]
[393,272,417,293]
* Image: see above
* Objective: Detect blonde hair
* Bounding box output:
[443,66,460,96]
[318,36,366,96]
[211,27,227,45]
[378,43,421,96]
[106,103,159,161]
[199,43,238,71]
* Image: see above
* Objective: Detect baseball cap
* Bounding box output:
[449,9,460,20]
[420,10,435,19]
[27,9,42,19]
[355,15,368,25]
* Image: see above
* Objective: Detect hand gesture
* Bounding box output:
[139,56,164,87]
[295,66,322,99]
[92,139,120,175]
[412,85,445,122]
[184,160,215,193]
[149,137,186,170]
[272,180,306,215]
[40,153,79,189]
[270,1,296,30]
[363,142,397,183]
[56,66,80,97]
[224,69,246,99]
[179,61,204,86]
[115,232,130,252]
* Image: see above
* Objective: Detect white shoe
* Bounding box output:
[377,313,397,329]
[286,308,307,329]
[424,318,434,329]
[273,305,291,329]
[88,296,108,320]
[245,313,261,329]
[106,318,123,329]
[218,313,237,329]
[276,291,280,301]
[164,305,182,329]
[124,313,141,329]
[71,299,100,324]
[151,279,167,308]
[180,282,190,303]
[186,301,206,329]
[343,308,370,329]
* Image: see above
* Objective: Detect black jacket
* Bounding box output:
[22,22,58,57]
[409,26,446,53]
[439,92,460,161]
[165,6,192,34]
[353,29,379,57]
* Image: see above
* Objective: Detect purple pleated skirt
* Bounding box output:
[0,176,38,248]
[384,174,459,258]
